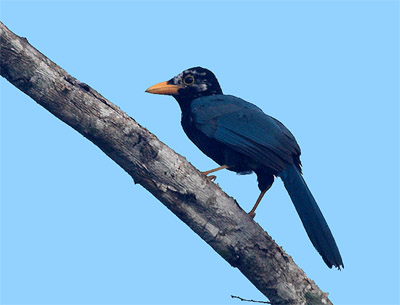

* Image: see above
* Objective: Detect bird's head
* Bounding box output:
[145,67,223,104]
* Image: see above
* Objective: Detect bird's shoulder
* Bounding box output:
[191,95,264,118]
[190,95,288,136]
[190,95,267,137]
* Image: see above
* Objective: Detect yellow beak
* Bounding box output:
[145,81,182,95]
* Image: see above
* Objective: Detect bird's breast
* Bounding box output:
[181,113,227,166]
[180,112,257,174]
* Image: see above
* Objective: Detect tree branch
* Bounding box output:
[0,21,333,304]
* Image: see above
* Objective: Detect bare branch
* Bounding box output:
[0,21,332,304]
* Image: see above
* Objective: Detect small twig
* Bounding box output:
[231,295,271,304]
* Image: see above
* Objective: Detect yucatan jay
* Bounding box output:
[146,67,343,269]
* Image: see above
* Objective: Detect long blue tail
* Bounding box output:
[279,163,343,269]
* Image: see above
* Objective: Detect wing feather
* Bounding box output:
[192,95,300,172]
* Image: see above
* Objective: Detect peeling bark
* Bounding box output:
[0,21,333,305]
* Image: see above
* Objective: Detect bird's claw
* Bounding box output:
[205,175,217,181]
[248,211,256,219]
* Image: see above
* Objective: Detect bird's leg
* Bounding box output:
[202,165,229,181]
[202,165,229,175]
[248,185,271,218]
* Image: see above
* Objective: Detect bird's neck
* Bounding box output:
[174,97,195,135]
[174,96,193,115]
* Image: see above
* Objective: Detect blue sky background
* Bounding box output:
[1,1,399,304]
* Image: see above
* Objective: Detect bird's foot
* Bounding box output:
[204,174,217,181]
[248,211,256,219]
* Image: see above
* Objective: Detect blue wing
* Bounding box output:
[191,95,301,172]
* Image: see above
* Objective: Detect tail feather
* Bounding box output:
[279,163,343,269]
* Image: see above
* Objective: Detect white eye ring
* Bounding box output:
[183,75,195,86]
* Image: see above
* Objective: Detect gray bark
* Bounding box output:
[0,21,333,304]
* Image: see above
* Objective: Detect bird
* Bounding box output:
[145,67,343,269]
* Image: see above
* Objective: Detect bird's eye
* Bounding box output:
[183,75,195,86]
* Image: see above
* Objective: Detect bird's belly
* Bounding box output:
[182,122,255,174]
[184,125,226,165]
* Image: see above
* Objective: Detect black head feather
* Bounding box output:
[168,67,223,104]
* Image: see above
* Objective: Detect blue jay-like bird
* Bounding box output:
[146,67,343,269]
